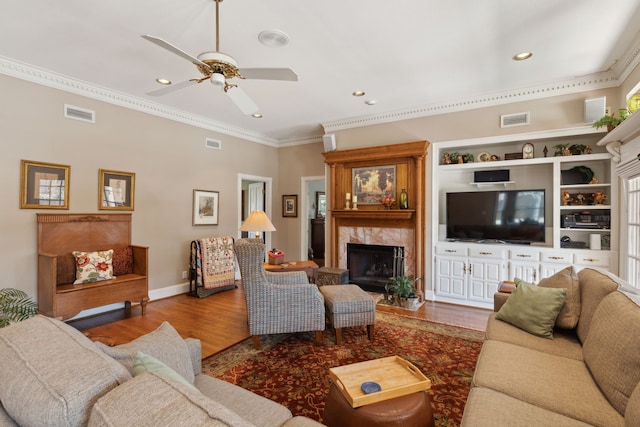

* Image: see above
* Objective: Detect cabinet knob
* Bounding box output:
[517,254,531,258]
[549,256,564,260]
[445,249,456,253]
[479,251,492,255]
[583,258,599,262]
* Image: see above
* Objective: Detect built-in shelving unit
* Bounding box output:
[431,126,618,309]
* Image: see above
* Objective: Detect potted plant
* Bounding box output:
[385,275,421,309]
[592,109,629,132]
[0,288,38,328]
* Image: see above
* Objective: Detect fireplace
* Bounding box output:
[347,243,404,292]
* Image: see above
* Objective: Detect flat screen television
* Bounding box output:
[446,189,545,243]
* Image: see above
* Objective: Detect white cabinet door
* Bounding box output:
[468,258,506,303]
[509,261,540,283]
[435,256,467,300]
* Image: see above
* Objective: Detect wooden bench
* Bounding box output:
[37,213,149,320]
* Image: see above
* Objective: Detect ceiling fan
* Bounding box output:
[142,0,297,115]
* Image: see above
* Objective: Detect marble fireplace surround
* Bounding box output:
[338,226,415,277]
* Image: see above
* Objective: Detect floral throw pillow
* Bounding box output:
[73,249,115,284]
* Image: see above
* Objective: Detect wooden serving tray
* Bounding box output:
[328,356,431,408]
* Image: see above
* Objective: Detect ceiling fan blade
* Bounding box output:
[142,35,209,68]
[146,79,199,96]
[238,68,298,81]
[225,86,259,115]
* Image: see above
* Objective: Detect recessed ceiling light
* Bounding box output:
[365,99,377,105]
[258,30,290,47]
[156,78,171,85]
[352,91,365,97]
[513,52,533,61]
[252,114,263,118]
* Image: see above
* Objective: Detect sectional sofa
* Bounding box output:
[461,267,640,426]
[0,315,324,426]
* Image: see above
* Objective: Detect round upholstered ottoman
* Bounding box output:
[323,383,435,427]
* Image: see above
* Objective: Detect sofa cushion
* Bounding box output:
[495,281,567,338]
[0,315,131,427]
[583,291,640,415]
[73,249,115,284]
[95,321,195,384]
[461,387,594,427]
[576,268,619,342]
[132,351,198,391]
[537,266,581,329]
[485,313,584,360]
[473,340,624,426]
[56,253,77,285]
[112,246,133,275]
[88,371,256,427]
[626,382,640,426]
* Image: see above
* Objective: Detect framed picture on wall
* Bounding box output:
[193,189,219,225]
[352,165,396,204]
[99,169,135,210]
[315,191,326,218]
[20,160,70,209]
[283,194,298,217]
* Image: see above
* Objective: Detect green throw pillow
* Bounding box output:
[496,282,567,339]
[132,351,198,391]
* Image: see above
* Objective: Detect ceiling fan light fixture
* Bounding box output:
[365,99,377,105]
[210,72,226,86]
[513,52,533,61]
[258,30,290,47]
[156,78,172,85]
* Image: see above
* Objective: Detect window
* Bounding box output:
[627,176,640,287]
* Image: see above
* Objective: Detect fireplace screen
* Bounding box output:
[347,243,404,292]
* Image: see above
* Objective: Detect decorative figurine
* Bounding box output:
[562,190,572,205]
[575,193,586,205]
[443,152,452,164]
[592,191,607,205]
[543,145,548,157]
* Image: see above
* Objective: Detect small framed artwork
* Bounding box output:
[283,194,298,217]
[20,160,70,209]
[315,191,326,218]
[193,189,219,225]
[99,169,135,210]
[352,165,396,204]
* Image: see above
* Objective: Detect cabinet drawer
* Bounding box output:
[468,247,506,259]
[541,252,572,264]
[574,252,610,267]
[435,245,468,256]
[509,248,540,262]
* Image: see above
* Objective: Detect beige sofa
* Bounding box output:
[0,315,324,427]
[461,267,640,427]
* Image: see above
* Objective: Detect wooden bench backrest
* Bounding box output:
[37,213,132,256]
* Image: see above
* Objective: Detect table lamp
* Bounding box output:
[239,210,276,239]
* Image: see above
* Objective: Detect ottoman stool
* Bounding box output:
[319,285,375,344]
[323,383,435,427]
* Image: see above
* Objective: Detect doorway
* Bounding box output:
[301,176,326,265]
[238,174,273,251]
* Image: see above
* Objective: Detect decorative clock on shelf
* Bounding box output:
[522,142,534,159]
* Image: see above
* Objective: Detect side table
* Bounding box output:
[263,260,319,283]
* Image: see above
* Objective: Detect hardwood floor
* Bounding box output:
[70,282,491,359]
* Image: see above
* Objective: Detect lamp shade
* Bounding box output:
[239,210,276,235]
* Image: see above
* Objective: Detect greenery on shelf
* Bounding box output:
[592,109,630,132]
[0,288,38,328]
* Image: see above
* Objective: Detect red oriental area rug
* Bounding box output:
[202,312,484,426]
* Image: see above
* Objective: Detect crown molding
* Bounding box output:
[0,56,282,147]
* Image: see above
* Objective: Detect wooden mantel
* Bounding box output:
[323,140,429,291]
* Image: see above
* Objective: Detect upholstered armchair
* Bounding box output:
[234,238,325,349]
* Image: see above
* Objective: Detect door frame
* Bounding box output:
[300,176,326,260]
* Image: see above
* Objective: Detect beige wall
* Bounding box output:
[0,74,280,301]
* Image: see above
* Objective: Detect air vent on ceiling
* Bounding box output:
[64,104,95,123]
[500,112,530,128]
[205,138,222,150]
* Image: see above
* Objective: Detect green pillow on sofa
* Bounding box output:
[496,282,567,339]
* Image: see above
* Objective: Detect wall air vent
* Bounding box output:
[64,104,95,123]
[205,138,222,150]
[500,112,530,128]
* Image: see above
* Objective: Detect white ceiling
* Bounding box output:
[1,0,640,145]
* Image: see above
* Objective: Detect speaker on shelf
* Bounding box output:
[474,169,510,183]
[323,134,336,152]
[584,97,606,123]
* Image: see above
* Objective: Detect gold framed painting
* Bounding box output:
[352,165,396,204]
[99,169,135,210]
[20,160,70,209]
[193,189,219,225]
